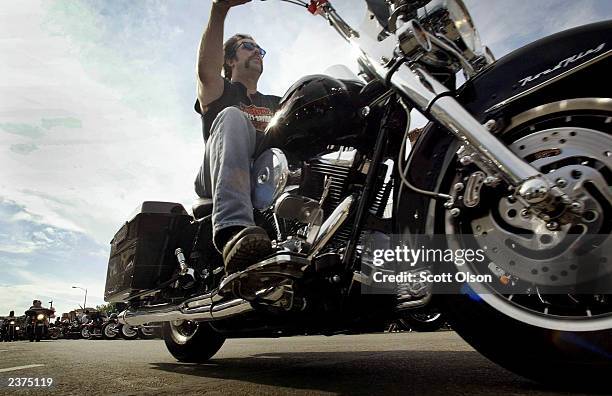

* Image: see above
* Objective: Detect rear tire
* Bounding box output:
[163,321,225,363]
[399,312,446,332]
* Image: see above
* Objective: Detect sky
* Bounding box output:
[1,0,611,317]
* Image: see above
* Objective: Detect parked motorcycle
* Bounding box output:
[48,323,61,340]
[100,313,120,340]
[80,312,107,339]
[104,0,612,386]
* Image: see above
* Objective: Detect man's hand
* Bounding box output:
[212,0,252,11]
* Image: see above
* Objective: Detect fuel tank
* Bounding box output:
[260,75,366,160]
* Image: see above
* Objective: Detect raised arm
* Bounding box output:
[196,0,251,113]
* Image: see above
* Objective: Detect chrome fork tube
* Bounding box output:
[388,63,542,185]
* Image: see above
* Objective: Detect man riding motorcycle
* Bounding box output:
[194,0,281,274]
[25,300,50,342]
[2,311,17,342]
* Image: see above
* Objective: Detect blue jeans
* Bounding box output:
[195,107,261,242]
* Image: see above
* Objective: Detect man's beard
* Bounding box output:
[244,57,263,74]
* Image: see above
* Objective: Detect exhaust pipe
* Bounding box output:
[118,293,254,326]
[118,253,311,327]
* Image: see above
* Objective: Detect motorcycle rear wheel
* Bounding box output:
[80,327,91,339]
[438,99,612,387]
[163,321,225,363]
[398,312,445,332]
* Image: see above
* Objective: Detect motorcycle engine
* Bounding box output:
[252,147,392,254]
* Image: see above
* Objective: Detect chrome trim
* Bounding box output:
[429,95,542,184]
[485,49,612,113]
[426,32,475,76]
[118,294,253,326]
[502,98,612,132]
[308,195,355,259]
[252,148,289,210]
[210,298,253,320]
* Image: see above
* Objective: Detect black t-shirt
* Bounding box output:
[194,79,281,141]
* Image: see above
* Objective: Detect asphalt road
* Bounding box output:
[0,331,599,395]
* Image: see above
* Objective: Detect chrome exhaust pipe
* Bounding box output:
[118,294,254,327]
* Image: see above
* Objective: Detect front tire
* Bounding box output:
[102,323,118,340]
[80,327,90,339]
[163,321,225,363]
[437,99,612,386]
[120,325,138,340]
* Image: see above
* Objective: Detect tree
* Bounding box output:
[95,302,118,314]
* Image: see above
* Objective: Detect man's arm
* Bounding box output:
[196,0,251,113]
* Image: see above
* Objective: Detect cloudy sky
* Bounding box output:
[1,0,611,317]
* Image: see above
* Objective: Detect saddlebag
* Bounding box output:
[104,201,194,302]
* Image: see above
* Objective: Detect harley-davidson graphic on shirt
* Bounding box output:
[195,79,281,140]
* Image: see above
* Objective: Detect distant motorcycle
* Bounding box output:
[100,313,120,340]
[2,318,17,342]
[48,323,61,340]
[57,320,83,339]
[80,311,110,339]
[25,309,51,342]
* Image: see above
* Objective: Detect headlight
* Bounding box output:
[36,313,45,320]
[9,321,15,325]
[445,0,482,53]
[15,326,20,330]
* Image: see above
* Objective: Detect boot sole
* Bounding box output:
[224,234,272,274]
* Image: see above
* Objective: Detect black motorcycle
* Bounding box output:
[59,320,85,339]
[25,309,51,342]
[103,0,612,386]
[1,318,18,342]
[80,313,108,339]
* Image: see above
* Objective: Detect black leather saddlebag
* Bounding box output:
[104,201,194,302]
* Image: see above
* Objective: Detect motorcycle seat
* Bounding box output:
[192,197,213,219]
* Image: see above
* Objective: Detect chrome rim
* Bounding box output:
[104,325,116,338]
[446,100,612,331]
[122,326,137,338]
[169,320,199,345]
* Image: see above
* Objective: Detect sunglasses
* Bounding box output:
[234,42,267,58]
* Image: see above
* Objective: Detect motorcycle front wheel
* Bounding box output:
[162,321,225,363]
[436,98,612,386]
[80,327,91,339]
[102,323,118,340]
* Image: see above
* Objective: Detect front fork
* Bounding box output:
[390,63,562,211]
